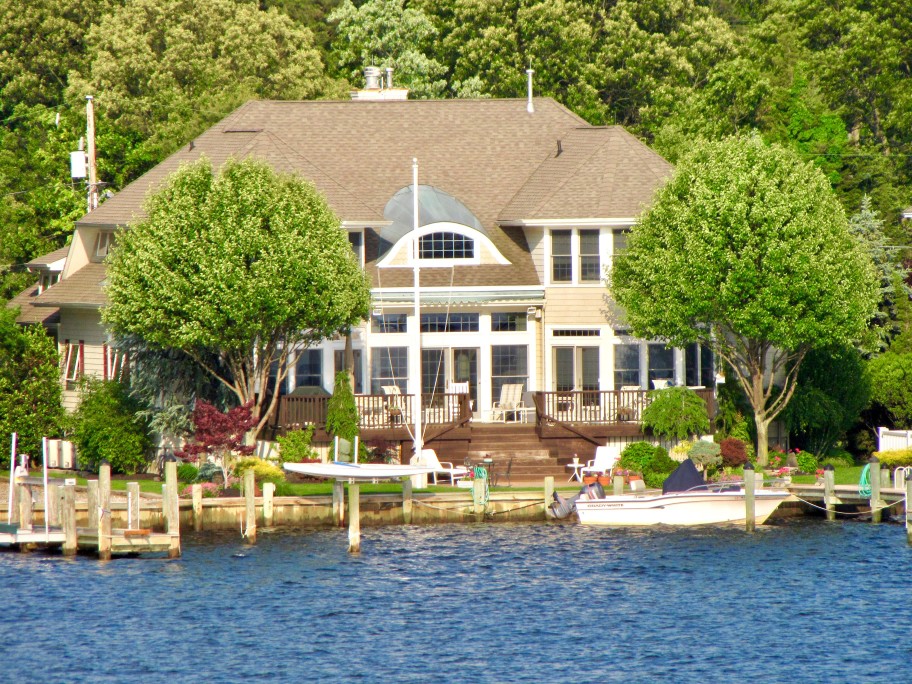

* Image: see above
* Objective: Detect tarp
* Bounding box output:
[662,458,706,494]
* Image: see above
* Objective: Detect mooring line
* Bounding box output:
[790,493,905,516]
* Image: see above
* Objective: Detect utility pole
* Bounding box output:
[86,95,98,212]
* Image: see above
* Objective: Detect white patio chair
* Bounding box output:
[491,383,525,422]
[417,448,469,485]
[581,445,620,477]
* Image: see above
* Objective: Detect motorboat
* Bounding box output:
[553,458,789,526]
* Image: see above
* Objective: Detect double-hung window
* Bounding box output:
[550,229,602,283]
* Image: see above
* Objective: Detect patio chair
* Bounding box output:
[418,448,469,485]
[617,385,642,421]
[581,445,620,477]
[490,455,513,488]
[491,383,525,422]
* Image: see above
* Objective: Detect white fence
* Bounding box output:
[877,427,912,453]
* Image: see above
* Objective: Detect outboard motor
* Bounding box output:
[548,491,580,519]
[580,481,605,499]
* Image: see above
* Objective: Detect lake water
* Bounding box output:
[1,518,909,683]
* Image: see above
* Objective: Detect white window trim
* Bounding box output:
[377,221,509,268]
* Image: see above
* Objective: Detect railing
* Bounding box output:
[535,388,716,426]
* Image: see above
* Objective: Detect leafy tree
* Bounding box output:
[867,352,912,430]
[66,0,340,182]
[176,401,256,487]
[71,379,151,474]
[0,309,62,466]
[641,386,710,441]
[103,157,371,435]
[326,370,360,444]
[329,0,447,99]
[610,133,879,464]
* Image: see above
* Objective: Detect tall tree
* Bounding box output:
[103,157,371,436]
[610,133,878,464]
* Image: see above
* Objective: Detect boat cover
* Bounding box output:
[662,458,705,494]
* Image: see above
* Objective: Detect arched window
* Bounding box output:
[418,232,474,259]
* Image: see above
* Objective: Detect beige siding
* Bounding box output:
[543,286,610,325]
[526,227,545,283]
[62,228,92,278]
[58,308,107,412]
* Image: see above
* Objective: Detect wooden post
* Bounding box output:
[744,462,756,533]
[18,483,33,532]
[164,461,180,558]
[191,483,203,531]
[47,483,60,527]
[870,457,882,524]
[881,467,891,490]
[61,485,76,556]
[263,482,275,528]
[348,482,361,553]
[86,480,98,530]
[333,480,345,526]
[127,482,140,530]
[544,476,554,517]
[472,477,486,521]
[613,475,624,496]
[824,465,836,522]
[9,474,19,524]
[402,477,413,524]
[98,463,111,560]
[244,469,256,543]
[906,477,912,545]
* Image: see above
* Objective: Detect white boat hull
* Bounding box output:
[575,489,789,526]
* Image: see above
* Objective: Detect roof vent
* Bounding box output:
[526,68,535,113]
[351,65,410,101]
[364,66,382,90]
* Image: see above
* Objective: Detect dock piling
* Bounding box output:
[98,463,112,560]
[61,485,76,556]
[348,482,361,553]
[906,477,912,545]
[824,465,836,521]
[263,482,275,528]
[744,462,756,533]
[191,483,203,531]
[243,469,256,543]
[127,482,140,530]
[402,477,413,524]
[164,461,180,558]
[870,456,882,524]
[332,480,344,526]
[544,477,554,516]
[613,475,624,496]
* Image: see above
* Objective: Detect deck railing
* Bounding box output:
[534,388,716,426]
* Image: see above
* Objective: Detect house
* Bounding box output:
[11,73,720,462]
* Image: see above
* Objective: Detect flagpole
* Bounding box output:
[411,159,424,486]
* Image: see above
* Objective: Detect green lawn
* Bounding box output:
[789,465,866,486]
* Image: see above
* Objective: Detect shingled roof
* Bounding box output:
[63,97,670,297]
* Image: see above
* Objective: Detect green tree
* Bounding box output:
[66,0,340,183]
[0,309,63,466]
[103,157,371,436]
[641,386,710,441]
[326,370,360,456]
[610,133,878,464]
[71,379,151,474]
[867,352,912,430]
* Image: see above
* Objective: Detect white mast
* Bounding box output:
[411,158,423,466]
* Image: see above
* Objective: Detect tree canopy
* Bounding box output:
[103,157,371,435]
[610,133,879,463]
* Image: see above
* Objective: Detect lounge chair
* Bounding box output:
[418,448,469,485]
[581,445,620,477]
[491,383,525,422]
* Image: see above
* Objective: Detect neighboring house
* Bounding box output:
[10,74,719,453]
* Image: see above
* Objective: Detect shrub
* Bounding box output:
[720,437,749,467]
[72,379,151,474]
[618,442,659,474]
[873,450,912,468]
[821,452,854,468]
[233,457,286,485]
[177,463,199,483]
[276,425,319,462]
[641,387,710,440]
[688,440,722,471]
[794,450,818,473]
[327,371,359,453]
[197,461,221,482]
[180,482,220,498]
[669,440,694,462]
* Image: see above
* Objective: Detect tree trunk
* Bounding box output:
[755,416,770,467]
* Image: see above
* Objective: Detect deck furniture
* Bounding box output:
[491,383,525,422]
[418,448,470,485]
[580,445,620,477]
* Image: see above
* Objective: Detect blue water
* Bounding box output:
[0,518,909,683]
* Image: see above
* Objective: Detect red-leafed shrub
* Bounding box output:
[176,401,256,485]
[720,437,749,467]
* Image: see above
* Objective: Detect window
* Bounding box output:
[492,313,527,332]
[94,231,115,259]
[371,347,408,394]
[418,232,474,259]
[103,344,127,382]
[554,346,599,392]
[372,314,407,333]
[614,343,640,388]
[551,230,572,282]
[269,359,289,397]
[295,349,323,388]
[612,230,628,256]
[334,349,364,394]
[492,345,528,400]
[685,343,715,387]
[420,313,478,333]
[553,329,600,337]
[62,340,84,387]
[38,272,60,294]
[648,343,674,385]
[579,229,601,282]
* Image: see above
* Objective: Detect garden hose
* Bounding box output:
[858,463,872,498]
[473,466,490,505]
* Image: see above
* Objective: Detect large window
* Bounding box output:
[492,312,527,332]
[614,343,640,388]
[420,313,478,332]
[419,232,474,259]
[371,347,408,394]
[372,314,407,333]
[685,343,715,387]
[295,349,323,388]
[551,230,572,282]
[648,343,675,386]
[579,229,601,281]
[492,345,528,400]
[555,346,599,392]
[334,349,364,394]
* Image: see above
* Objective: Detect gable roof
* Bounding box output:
[7,282,60,326]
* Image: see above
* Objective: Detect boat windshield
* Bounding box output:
[662,459,706,494]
